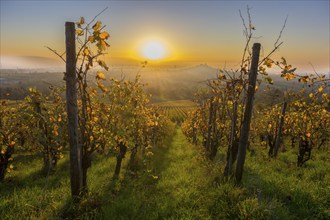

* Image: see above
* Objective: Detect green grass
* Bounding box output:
[1,129,329,219]
[241,147,330,219]
[100,128,215,219]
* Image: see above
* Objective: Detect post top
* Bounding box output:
[65,22,75,26]
[253,43,261,49]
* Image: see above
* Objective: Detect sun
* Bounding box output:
[141,41,166,60]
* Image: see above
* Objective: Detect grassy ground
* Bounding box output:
[1,128,329,219]
[99,128,216,219]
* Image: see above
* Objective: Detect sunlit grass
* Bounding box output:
[1,129,329,219]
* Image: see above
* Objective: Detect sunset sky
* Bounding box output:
[0,0,329,73]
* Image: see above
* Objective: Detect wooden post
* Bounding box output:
[206,99,214,154]
[274,101,288,158]
[65,22,82,199]
[236,43,261,183]
[224,100,238,177]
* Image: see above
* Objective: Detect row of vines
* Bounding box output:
[0,16,174,202]
[0,76,173,180]
[154,102,197,124]
[182,9,330,181]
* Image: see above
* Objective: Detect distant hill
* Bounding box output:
[0,64,325,102]
[108,64,218,101]
[1,56,63,70]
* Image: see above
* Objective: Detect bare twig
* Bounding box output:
[84,7,109,31]
[258,15,287,65]
[45,46,66,63]
[274,15,288,47]
[239,9,248,40]
[239,6,254,73]
[258,42,283,65]
[309,62,321,78]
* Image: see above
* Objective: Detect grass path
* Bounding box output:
[100,128,217,219]
[2,127,328,219]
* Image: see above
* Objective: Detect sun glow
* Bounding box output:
[141,41,167,60]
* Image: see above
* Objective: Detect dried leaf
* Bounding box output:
[99,31,109,40]
[98,60,109,71]
[96,71,106,80]
[83,47,89,56]
[76,29,84,36]
[93,21,102,31]
[88,36,95,43]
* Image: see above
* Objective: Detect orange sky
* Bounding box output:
[0,1,329,73]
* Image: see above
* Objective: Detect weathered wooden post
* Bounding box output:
[65,21,83,199]
[224,100,238,177]
[236,43,261,183]
[274,101,288,158]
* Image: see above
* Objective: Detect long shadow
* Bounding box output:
[0,129,178,219]
[57,133,178,220]
[0,154,70,198]
[151,129,177,172]
[0,150,110,198]
[97,130,177,219]
[242,166,329,219]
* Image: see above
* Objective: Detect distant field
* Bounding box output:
[152,100,197,124]
[0,66,313,102]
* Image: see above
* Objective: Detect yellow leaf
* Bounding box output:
[319,75,326,81]
[10,141,15,147]
[75,17,85,26]
[93,21,102,31]
[265,77,273,85]
[79,17,85,25]
[99,31,109,40]
[76,29,84,36]
[88,36,95,43]
[309,93,313,98]
[98,60,109,71]
[96,71,106,80]
[97,40,110,51]
[283,73,296,81]
[298,76,309,83]
[9,164,14,169]
[83,47,89,56]
[97,82,108,92]
[318,86,324,93]
[152,175,159,180]
[263,58,273,68]
[53,125,59,136]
